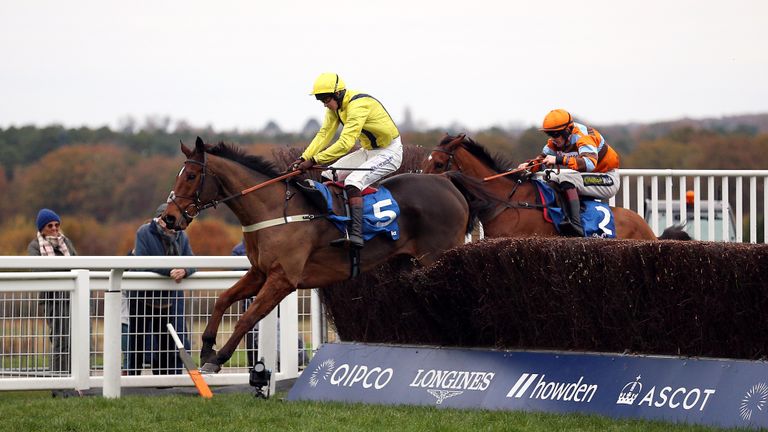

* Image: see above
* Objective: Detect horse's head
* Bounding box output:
[422,133,467,174]
[162,136,221,230]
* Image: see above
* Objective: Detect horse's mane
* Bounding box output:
[206,142,283,178]
[439,134,525,181]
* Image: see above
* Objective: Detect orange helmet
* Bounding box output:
[540,109,573,132]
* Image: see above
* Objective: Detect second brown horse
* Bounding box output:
[423,134,684,240]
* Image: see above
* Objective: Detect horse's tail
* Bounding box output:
[658,223,693,240]
[444,171,505,234]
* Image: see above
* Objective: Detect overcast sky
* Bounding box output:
[1,0,767,132]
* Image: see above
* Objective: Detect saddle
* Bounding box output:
[294,180,377,215]
[532,179,616,238]
[293,179,401,241]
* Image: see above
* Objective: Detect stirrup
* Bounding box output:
[330,233,363,249]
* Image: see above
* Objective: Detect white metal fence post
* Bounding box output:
[722,177,730,242]
[258,306,278,396]
[693,177,701,240]
[764,177,768,244]
[707,176,715,241]
[102,269,123,398]
[71,269,90,392]
[311,289,322,355]
[665,174,673,229]
[750,176,757,243]
[650,175,659,234]
[279,291,298,380]
[736,177,744,242]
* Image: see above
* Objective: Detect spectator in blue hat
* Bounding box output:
[27,208,79,397]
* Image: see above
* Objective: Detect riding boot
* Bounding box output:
[330,187,364,249]
[560,184,585,237]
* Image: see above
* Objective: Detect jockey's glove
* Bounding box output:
[290,157,305,171]
[297,158,316,173]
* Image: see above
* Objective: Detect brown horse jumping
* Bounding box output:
[423,134,683,240]
[162,137,475,372]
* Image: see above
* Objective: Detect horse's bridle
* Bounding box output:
[430,148,462,173]
[166,151,305,226]
[167,151,224,223]
[430,141,545,213]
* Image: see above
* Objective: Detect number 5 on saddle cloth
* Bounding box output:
[299,179,401,241]
[532,179,616,238]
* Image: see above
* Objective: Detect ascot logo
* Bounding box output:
[617,375,643,405]
[615,373,716,411]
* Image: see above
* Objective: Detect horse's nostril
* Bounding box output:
[164,215,176,227]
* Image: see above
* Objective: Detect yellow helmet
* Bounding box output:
[310,73,346,96]
[540,109,573,132]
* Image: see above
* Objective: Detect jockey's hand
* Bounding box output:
[290,158,305,171]
[297,158,315,173]
[517,157,545,171]
[542,155,557,167]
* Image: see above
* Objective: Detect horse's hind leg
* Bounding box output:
[202,264,295,372]
[200,268,266,369]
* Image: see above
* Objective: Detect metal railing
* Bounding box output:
[614,169,768,243]
[0,256,330,398]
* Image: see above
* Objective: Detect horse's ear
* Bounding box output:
[195,136,206,152]
[180,140,193,157]
[447,133,465,149]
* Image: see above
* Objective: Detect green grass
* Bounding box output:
[0,391,751,432]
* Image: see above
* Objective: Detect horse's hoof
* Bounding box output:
[200,363,222,374]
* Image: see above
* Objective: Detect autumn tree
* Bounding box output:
[112,155,181,220]
[16,145,134,222]
[186,219,242,256]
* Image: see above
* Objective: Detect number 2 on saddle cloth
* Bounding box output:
[532,179,616,238]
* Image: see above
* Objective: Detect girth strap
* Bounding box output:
[242,214,322,233]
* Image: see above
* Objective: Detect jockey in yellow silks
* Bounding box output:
[292,73,402,249]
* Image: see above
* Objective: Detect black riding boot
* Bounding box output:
[330,186,364,249]
[560,183,585,237]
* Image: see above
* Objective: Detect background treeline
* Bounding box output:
[1,113,767,256]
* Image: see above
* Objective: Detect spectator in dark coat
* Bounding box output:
[126,204,196,375]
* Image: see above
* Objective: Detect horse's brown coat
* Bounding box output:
[162,137,474,370]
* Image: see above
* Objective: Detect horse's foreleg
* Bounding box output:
[203,264,295,372]
[200,269,265,368]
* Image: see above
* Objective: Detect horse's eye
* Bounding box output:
[186,173,196,180]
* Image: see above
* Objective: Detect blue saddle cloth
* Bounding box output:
[308,181,400,241]
[532,179,616,238]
